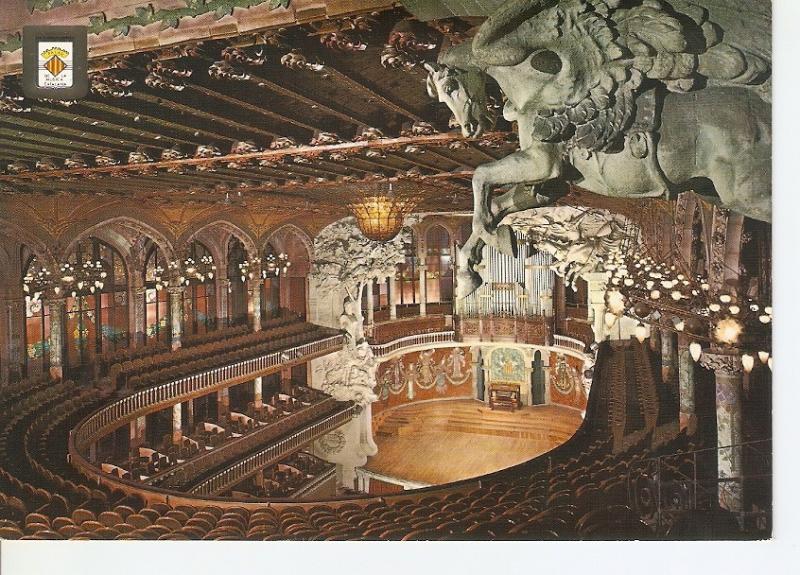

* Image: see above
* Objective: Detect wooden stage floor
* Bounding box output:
[364,400,583,486]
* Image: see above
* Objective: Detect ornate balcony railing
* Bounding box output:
[553,334,588,353]
[456,314,552,344]
[189,404,358,496]
[72,334,345,449]
[369,314,449,344]
[372,331,456,359]
[146,396,342,489]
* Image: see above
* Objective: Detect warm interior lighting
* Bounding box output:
[713,317,743,345]
[758,351,770,364]
[689,342,702,362]
[741,353,754,373]
[634,323,647,343]
[348,194,419,241]
[346,179,430,242]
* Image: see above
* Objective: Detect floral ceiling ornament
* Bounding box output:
[89,70,133,98]
[380,18,437,70]
[280,49,324,72]
[145,60,191,91]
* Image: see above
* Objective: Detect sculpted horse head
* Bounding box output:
[424,61,496,138]
[429,0,770,300]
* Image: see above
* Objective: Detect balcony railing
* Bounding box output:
[72,334,345,449]
[372,331,456,359]
[291,465,337,499]
[189,403,358,496]
[146,396,342,490]
[553,334,588,353]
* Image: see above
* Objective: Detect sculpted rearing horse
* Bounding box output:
[425,0,771,298]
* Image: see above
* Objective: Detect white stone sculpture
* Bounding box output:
[318,341,379,409]
[503,206,633,288]
[311,216,409,310]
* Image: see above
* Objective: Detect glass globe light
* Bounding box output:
[713,318,743,345]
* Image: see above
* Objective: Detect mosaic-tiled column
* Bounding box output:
[168,286,184,350]
[48,297,66,380]
[661,328,677,383]
[677,343,697,433]
[700,350,744,515]
[172,402,183,445]
[6,299,25,377]
[418,263,427,317]
[254,376,263,408]
[218,278,230,327]
[249,280,262,332]
[365,280,374,331]
[132,286,146,347]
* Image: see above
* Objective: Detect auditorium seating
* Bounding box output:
[0,339,747,540]
[229,452,334,499]
[111,314,338,391]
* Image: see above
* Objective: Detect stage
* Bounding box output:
[363,399,583,486]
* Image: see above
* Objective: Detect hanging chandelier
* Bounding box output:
[23,251,110,300]
[345,179,427,242]
[178,254,216,286]
[239,259,254,282]
[60,259,109,297]
[262,252,291,277]
[602,246,772,369]
[22,258,53,301]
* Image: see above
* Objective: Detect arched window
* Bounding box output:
[144,244,170,343]
[182,241,217,335]
[396,236,420,306]
[260,242,282,320]
[64,238,128,368]
[23,254,50,376]
[227,237,248,326]
[425,225,453,304]
[690,206,708,278]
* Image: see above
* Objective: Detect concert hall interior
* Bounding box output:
[0,0,772,542]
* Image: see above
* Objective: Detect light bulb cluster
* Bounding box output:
[602,247,772,372]
[261,252,292,278]
[239,260,254,282]
[23,257,109,299]
[178,255,216,286]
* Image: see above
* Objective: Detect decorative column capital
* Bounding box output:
[699,350,742,376]
[166,285,185,296]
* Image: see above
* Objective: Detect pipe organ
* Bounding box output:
[459,232,554,318]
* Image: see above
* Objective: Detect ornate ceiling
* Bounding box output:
[0,5,523,232]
